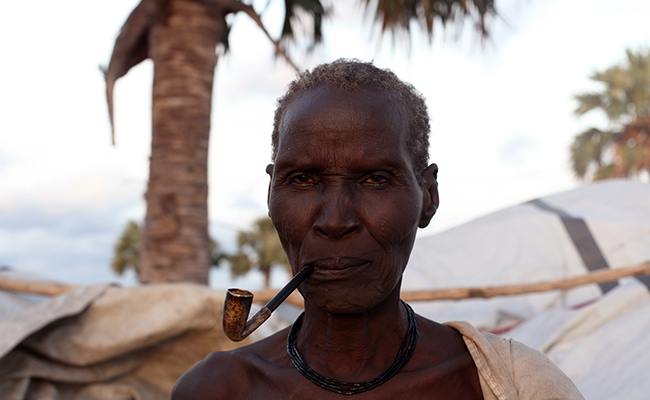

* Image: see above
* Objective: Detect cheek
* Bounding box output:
[363,191,422,246]
[269,191,316,261]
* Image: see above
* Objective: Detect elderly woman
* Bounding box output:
[172,60,584,400]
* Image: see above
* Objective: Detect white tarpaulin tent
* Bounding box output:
[403,179,650,399]
[404,179,650,331]
[507,278,650,399]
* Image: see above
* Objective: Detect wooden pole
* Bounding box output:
[0,276,77,296]
[2,261,648,304]
[0,275,307,307]
[400,261,650,302]
[248,261,650,305]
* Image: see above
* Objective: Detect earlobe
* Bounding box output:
[266,164,275,212]
[418,163,439,228]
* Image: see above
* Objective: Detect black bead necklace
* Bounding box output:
[287,300,418,395]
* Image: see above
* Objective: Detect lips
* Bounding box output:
[309,257,370,271]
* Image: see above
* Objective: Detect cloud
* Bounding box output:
[0,228,137,286]
[0,176,143,236]
[0,172,144,284]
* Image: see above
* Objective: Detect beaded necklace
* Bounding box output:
[287,300,418,395]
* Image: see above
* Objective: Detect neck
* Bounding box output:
[295,288,409,381]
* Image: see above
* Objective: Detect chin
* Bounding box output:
[302,285,390,315]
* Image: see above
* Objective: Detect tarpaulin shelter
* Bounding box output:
[0,274,243,400]
[403,179,650,399]
[404,179,650,331]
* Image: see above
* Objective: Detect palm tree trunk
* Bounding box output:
[138,0,223,284]
[263,264,271,289]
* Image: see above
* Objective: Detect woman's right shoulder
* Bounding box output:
[171,330,289,400]
[170,349,248,400]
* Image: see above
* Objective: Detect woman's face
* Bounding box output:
[267,85,436,314]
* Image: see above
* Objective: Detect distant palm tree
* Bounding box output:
[104,0,498,285]
[111,220,224,275]
[227,216,289,288]
[570,48,650,180]
[112,221,142,275]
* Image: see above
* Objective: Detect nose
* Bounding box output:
[313,188,361,240]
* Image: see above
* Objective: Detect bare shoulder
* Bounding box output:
[171,328,290,400]
[414,314,472,360]
[403,314,484,398]
[171,350,235,400]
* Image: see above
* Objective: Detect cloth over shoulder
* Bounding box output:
[444,321,585,400]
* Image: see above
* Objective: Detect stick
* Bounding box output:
[400,261,650,301]
[225,0,300,72]
[0,277,77,296]
[4,261,647,303]
[251,262,650,305]
[0,274,307,307]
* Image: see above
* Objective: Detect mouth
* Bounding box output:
[309,258,370,271]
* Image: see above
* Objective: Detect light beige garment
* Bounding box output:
[445,321,585,400]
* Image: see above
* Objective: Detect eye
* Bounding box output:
[290,174,317,185]
[361,175,389,185]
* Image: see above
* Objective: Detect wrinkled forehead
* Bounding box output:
[273,85,417,175]
[278,85,409,144]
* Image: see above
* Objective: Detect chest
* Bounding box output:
[244,362,484,400]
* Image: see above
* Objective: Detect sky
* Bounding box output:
[1,0,649,289]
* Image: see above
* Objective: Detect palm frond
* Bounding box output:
[574,93,604,116]
[218,18,233,54]
[571,47,650,181]
[102,0,165,145]
[226,253,253,277]
[229,1,300,70]
[228,216,289,286]
[569,128,613,180]
[281,0,327,50]
[578,47,650,123]
[360,0,497,42]
[111,221,142,275]
[593,164,616,181]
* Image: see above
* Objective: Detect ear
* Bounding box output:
[418,163,439,228]
[266,164,274,215]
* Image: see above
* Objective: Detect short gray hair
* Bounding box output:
[272,59,431,185]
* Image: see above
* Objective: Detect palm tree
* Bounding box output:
[227,216,289,288]
[104,0,498,285]
[111,220,225,275]
[570,48,650,181]
[112,220,142,275]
